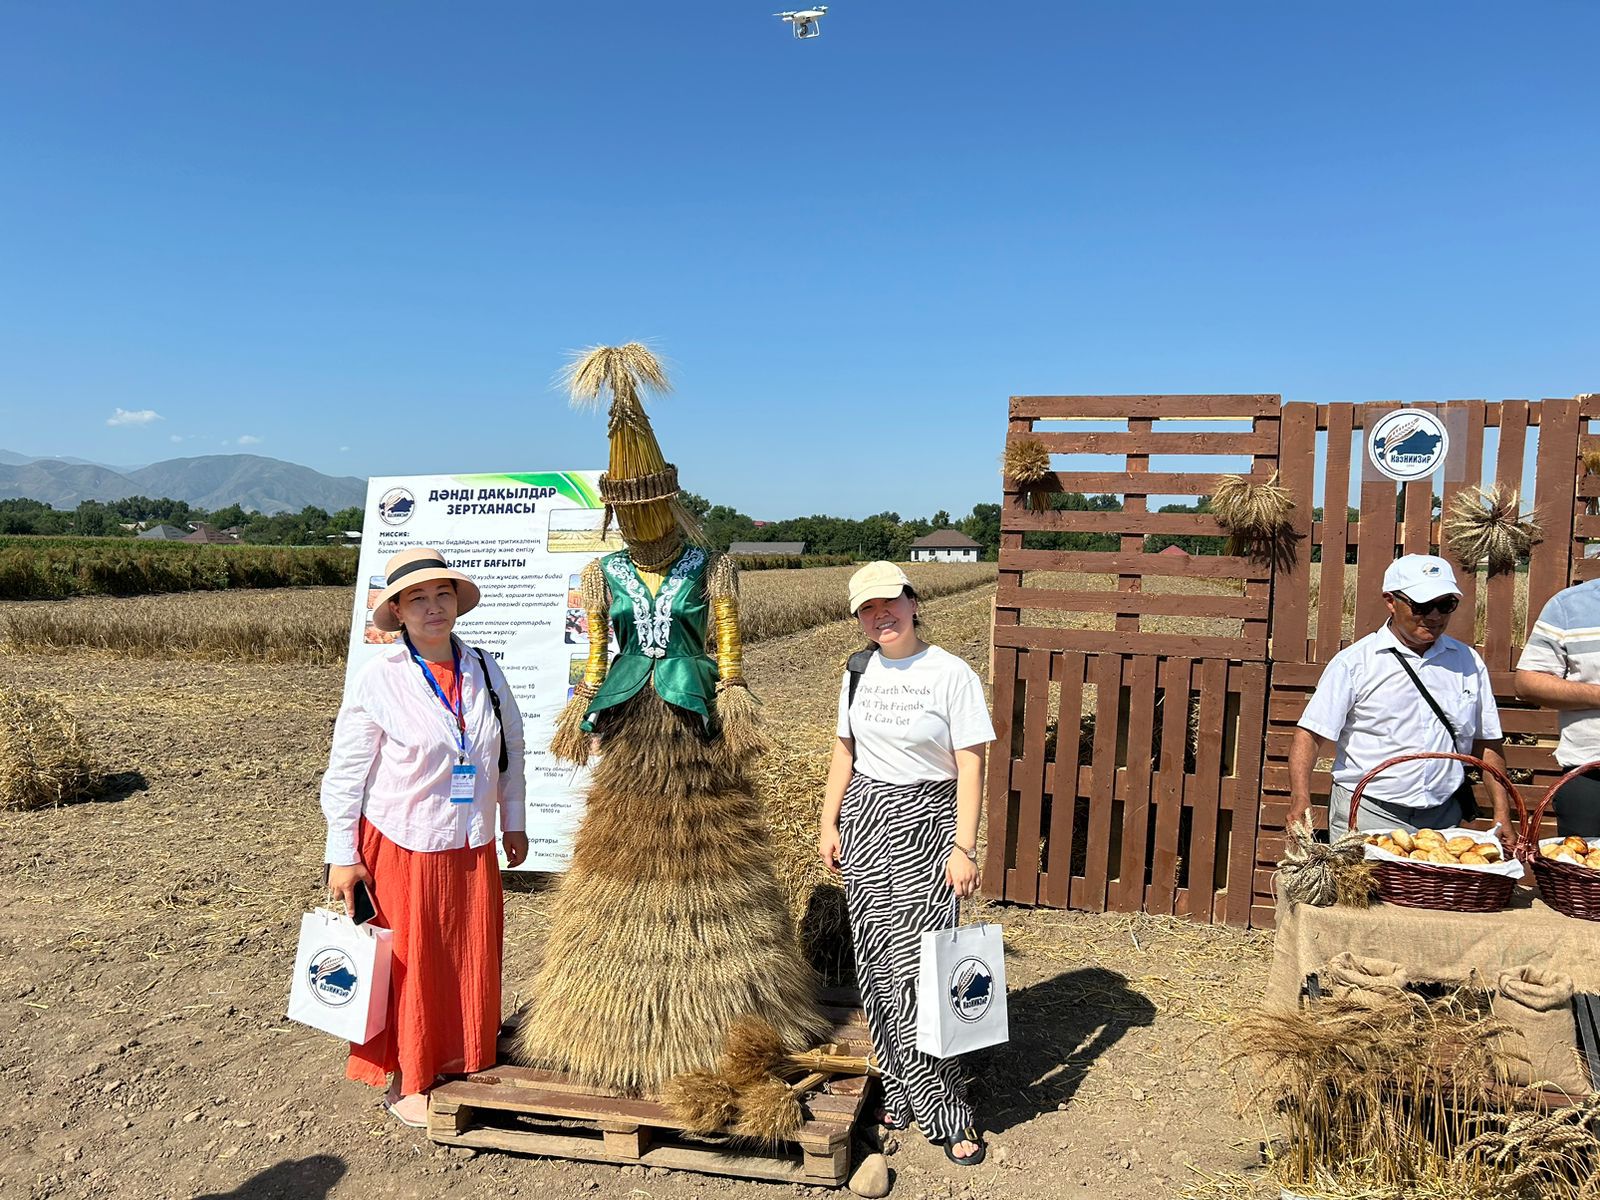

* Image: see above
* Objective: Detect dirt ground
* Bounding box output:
[0,586,1276,1200]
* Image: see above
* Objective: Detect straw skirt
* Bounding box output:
[346,818,504,1094]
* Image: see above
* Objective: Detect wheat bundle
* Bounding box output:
[1444,484,1541,575]
[1000,437,1056,511]
[1583,448,1600,478]
[0,687,98,811]
[1275,818,1373,909]
[733,1074,803,1143]
[662,1069,740,1134]
[1211,472,1294,552]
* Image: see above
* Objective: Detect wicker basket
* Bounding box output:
[1524,759,1600,921]
[1348,751,1525,914]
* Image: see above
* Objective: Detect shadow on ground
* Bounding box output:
[971,965,1157,1134]
[192,1154,346,1199]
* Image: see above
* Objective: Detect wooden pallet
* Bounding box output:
[427,999,874,1186]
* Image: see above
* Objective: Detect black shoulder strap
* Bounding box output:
[1382,647,1457,742]
[472,647,510,772]
[844,648,875,757]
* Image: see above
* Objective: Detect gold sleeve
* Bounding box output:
[708,553,745,689]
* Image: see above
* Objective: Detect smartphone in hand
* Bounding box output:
[350,878,378,926]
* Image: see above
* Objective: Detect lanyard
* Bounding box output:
[403,632,469,763]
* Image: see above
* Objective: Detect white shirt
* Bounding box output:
[836,645,996,784]
[320,640,526,866]
[1298,623,1501,808]
[1515,580,1600,768]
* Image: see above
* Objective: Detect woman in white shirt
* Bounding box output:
[321,548,527,1127]
[817,562,995,1166]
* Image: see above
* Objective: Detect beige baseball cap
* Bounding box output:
[848,561,912,615]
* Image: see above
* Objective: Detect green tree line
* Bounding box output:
[0,496,364,545]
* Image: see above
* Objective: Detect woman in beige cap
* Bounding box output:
[818,561,995,1165]
[320,548,527,1126]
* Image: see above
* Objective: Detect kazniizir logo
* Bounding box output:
[378,487,416,526]
[948,956,995,1024]
[307,948,360,1008]
[1367,409,1449,483]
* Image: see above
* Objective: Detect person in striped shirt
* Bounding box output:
[1515,578,1600,835]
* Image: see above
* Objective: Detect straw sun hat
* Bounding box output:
[370,547,481,632]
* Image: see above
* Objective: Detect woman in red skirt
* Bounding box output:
[320,547,527,1126]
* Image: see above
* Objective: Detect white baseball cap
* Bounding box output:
[1382,554,1462,604]
[848,561,913,615]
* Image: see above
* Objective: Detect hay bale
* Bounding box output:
[0,687,99,811]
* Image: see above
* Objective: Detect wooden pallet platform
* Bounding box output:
[428,999,874,1187]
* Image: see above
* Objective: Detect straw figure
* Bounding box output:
[508,344,826,1094]
[1444,483,1541,575]
[1275,818,1373,909]
[1000,436,1056,511]
[0,686,99,811]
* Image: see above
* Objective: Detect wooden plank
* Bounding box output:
[1007,649,1051,905]
[1025,430,1279,456]
[998,548,1264,579]
[1011,394,1281,419]
[1402,473,1434,556]
[430,1126,822,1185]
[1316,403,1355,660]
[1354,404,1401,637]
[1530,397,1578,627]
[1181,659,1228,923]
[1114,655,1159,912]
[981,645,1018,901]
[1444,400,1487,633]
[1118,416,1153,636]
[1274,403,1316,662]
[1483,400,1529,672]
[1080,653,1122,913]
[1043,652,1087,908]
[1029,470,1273,494]
[997,584,1265,619]
[1226,661,1268,927]
[994,624,1264,659]
[1148,657,1191,916]
[1003,509,1225,536]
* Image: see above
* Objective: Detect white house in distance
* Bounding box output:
[909,530,981,563]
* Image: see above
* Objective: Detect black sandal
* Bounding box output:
[942,1126,986,1166]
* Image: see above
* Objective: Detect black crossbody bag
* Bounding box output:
[1382,647,1479,822]
[843,648,876,761]
[471,647,510,773]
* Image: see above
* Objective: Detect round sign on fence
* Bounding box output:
[1367,408,1449,483]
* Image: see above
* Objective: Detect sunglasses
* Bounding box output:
[1393,592,1459,617]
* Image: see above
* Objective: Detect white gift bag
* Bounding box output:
[915,919,1009,1058]
[286,908,393,1045]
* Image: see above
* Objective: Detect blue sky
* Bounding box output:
[1,2,1596,518]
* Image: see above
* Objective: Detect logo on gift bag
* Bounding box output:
[947,956,995,1023]
[307,948,360,1007]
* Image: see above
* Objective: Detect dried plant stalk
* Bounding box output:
[0,687,99,811]
[1001,436,1056,511]
[1444,484,1540,574]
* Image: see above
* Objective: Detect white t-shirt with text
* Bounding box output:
[836,645,997,784]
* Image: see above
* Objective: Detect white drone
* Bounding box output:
[775,6,827,38]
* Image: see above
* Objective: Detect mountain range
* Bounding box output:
[0,452,367,515]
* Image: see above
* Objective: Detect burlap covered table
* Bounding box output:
[1266,892,1600,1011]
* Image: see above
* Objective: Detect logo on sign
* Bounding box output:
[1367,409,1448,483]
[947,956,996,1024]
[378,488,416,526]
[307,948,360,1008]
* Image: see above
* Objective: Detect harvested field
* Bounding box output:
[0,579,1277,1200]
[0,561,997,662]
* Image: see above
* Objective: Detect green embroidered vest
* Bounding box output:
[581,547,719,732]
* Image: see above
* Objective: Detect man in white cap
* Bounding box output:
[1287,554,1509,834]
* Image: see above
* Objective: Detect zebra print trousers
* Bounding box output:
[839,771,973,1139]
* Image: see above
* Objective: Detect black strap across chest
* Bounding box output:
[1382,647,1457,741]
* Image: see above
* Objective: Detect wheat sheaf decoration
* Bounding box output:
[1001,436,1056,511]
[1444,484,1541,575]
[1210,471,1295,560]
[1275,818,1373,909]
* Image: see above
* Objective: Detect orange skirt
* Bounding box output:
[346,818,504,1094]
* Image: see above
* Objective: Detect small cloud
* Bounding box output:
[236,434,263,446]
[339,446,350,453]
[107,407,163,427]
[170,434,184,443]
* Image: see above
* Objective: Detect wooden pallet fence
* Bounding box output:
[1575,394,1600,582]
[428,1000,873,1187]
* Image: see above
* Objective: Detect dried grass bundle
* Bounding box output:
[662,1069,739,1134]
[732,1074,803,1144]
[1211,472,1294,556]
[721,1015,785,1085]
[0,687,99,811]
[1275,818,1372,909]
[1583,448,1600,478]
[1444,484,1540,575]
[1227,988,1573,1196]
[1000,437,1056,511]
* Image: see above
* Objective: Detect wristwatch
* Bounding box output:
[954,843,978,862]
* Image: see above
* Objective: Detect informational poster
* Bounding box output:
[344,471,623,871]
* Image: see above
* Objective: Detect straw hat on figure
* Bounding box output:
[509,344,826,1096]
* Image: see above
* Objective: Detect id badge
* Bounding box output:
[450,764,476,803]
